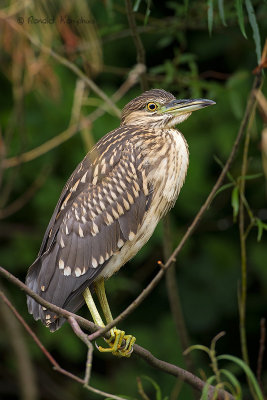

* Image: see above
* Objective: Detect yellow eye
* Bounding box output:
[146,102,158,112]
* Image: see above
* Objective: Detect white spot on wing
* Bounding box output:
[64,266,71,276]
[75,267,81,277]
[59,259,64,269]
[92,258,98,268]
[60,237,65,248]
[117,239,124,248]
[78,225,84,237]
[81,171,88,183]
[128,231,135,241]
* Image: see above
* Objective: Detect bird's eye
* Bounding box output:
[146,102,158,112]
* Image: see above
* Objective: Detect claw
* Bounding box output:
[97,328,136,357]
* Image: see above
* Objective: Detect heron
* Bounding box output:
[26,88,215,357]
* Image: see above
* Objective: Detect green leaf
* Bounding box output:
[213,155,236,184]
[255,219,267,242]
[240,173,263,181]
[133,0,142,12]
[184,344,211,356]
[200,375,217,400]
[220,369,242,399]
[207,0,214,36]
[141,376,162,400]
[144,0,151,25]
[218,0,227,26]
[245,0,262,64]
[217,355,264,400]
[235,0,247,38]
[213,182,235,202]
[231,186,239,220]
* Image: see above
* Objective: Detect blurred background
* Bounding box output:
[0,1,266,399]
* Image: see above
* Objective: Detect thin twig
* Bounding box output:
[0,267,233,400]
[238,85,260,400]
[0,268,97,332]
[68,316,93,384]
[2,17,121,118]
[0,291,126,400]
[3,63,144,169]
[88,72,263,342]
[125,0,148,91]
[136,377,150,400]
[256,318,266,391]
[0,290,61,369]
[163,216,193,365]
[163,215,198,400]
[0,166,50,218]
[0,286,38,400]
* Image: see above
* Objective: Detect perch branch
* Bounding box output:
[0,266,233,400]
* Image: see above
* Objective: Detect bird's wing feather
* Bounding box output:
[26,139,152,330]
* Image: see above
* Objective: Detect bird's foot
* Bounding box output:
[98,328,136,357]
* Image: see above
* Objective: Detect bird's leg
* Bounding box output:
[83,287,105,327]
[94,278,136,357]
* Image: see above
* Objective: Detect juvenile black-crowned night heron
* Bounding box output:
[26,89,215,357]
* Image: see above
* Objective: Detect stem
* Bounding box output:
[125,0,148,91]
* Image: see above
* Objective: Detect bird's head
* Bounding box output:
[121,88,215,128]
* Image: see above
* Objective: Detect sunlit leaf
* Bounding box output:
[218,0,227,26]
[245,0,262,64]
[217,355,264,400]
[235,0,247,38]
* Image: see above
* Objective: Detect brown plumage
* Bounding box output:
[26,89,215,331]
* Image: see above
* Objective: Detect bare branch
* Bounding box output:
[0,286,38,400]
[0,266,234,400]
[3,63,144,169]
[0,166,50,218]
[1,16,121,118]
[0,290,126,400]
[257,318,266,391]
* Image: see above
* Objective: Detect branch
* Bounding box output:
[0,290,125,400]
[257,318,266,392]
[0,266,233,400]
[0,286,38,400]
[2,16,121,118]
[3,63,144,169]
[125,0,148,91]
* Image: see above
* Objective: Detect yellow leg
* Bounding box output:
[83,287,105,327]
[83,281,136,357]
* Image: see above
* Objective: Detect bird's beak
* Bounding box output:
[161,98,216,115]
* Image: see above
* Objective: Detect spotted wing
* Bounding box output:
[26,140,152,330]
